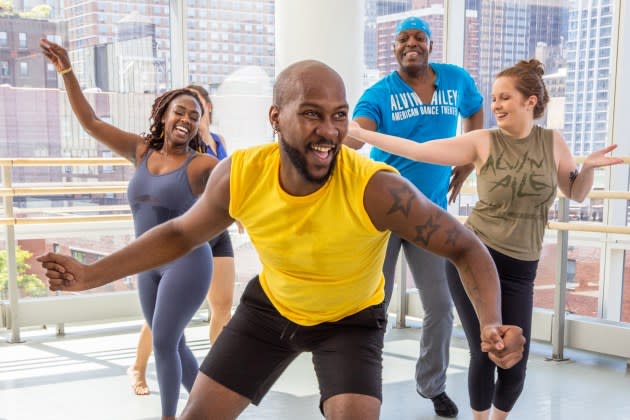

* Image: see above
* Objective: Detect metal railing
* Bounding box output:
[2,157,630,361]
[0,158,132,343]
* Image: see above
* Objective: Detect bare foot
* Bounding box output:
[127,366,150,395]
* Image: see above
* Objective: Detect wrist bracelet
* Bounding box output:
[58,67,72,76]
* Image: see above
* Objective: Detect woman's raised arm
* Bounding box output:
[40,38,144,163]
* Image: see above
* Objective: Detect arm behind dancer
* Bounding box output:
[40,38,144,163]
[347,120,490,170]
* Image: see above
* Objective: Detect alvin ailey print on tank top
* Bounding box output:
[465,126,557,261]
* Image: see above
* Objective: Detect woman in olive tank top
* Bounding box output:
[347,59,622,419]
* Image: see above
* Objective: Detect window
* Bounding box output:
[19,62,28,76]
[0,32,7,47]
[0,61,9,76]
[460,0,621,320]
[101,150,113,173]
[47,34,62,45]
[19,33,27,49]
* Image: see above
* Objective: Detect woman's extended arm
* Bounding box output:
[553,130,623,202]
[40,38,143,162]
[346,121,487,168]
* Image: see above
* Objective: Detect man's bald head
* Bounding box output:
[273,60,346,108]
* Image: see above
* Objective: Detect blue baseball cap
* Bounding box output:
[394,16,432,38]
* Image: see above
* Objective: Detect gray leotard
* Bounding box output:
[127,150,212,416]
[128,150,199,237]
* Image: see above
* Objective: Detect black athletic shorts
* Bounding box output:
[208,230,234,258]
[199,276,387,409]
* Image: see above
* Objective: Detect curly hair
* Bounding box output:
[497,59,550,119]
[143,88,205,153]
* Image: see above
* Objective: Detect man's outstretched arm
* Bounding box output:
[39,159,235,292]
[364,170,524,369]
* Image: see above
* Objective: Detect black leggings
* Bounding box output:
[446,246,537,412]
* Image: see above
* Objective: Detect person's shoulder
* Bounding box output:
[537,125,555,133]
[355,73,398,111]
[340,146,398,175]
[232,142,278,163]
[535,125,557,141]
[192,151,217,163]
[210,131,224,141]
[364,72,398,92]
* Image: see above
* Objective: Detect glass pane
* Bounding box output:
[463,0,614,150]
[2,0,172,158]
[185,0,275,91]
[537,236,630,323]
[459,0,622,315]
[1,1,173,298]
[537,240,602,318]
[184,0,275,152]
[1,225,136,300]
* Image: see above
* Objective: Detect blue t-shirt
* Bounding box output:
[353,63,482,208]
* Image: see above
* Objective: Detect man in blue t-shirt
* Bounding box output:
[346,16,483,418]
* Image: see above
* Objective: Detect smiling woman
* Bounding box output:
[39,37,219,420]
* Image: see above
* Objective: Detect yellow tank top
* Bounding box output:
[229,143,396,326]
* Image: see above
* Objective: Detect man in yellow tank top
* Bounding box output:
[41,60,526,420]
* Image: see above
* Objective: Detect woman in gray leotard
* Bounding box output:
[41,38,218,420]
[127,84,240,397]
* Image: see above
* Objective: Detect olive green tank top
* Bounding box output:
[465,125,557,261]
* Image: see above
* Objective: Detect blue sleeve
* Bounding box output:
[352,87,383,128]
[457,68,483,118]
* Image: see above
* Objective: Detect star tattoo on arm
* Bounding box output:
[386,184,415,218]
[414,215,441,246]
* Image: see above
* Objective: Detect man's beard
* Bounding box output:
[280,137,338,185]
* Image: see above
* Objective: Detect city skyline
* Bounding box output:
[1,0,616,163]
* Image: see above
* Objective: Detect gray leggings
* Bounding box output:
[137,243,212,416]
[382,234,454,398]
